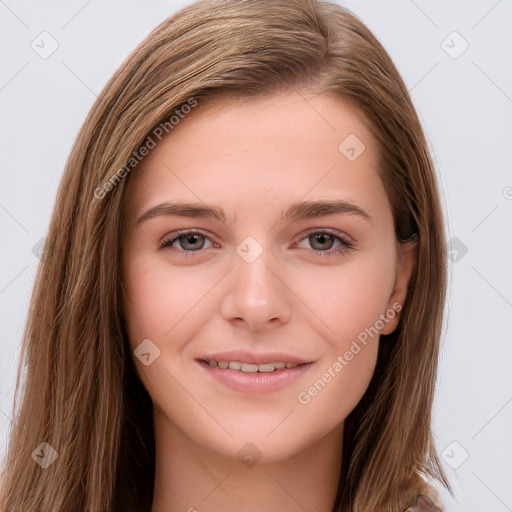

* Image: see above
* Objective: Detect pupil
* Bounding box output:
[312,234,332,250]
[183,234,203,250]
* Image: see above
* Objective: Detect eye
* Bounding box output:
[159,230,216,254]
[296,230,354,257]
[159,229,354,258]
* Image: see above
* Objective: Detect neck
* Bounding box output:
[150,411,343,512]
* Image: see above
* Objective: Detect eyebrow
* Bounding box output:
[282,199,373,224]
[135,199,373,226]
[136,202,227,225]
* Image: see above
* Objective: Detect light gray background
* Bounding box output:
[1,1,511,511]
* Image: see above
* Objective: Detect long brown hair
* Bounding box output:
[0,1,451,510]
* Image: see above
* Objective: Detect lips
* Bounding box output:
[196,351,313,394]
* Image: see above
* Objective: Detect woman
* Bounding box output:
[0,0,451,510]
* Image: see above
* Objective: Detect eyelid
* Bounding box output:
[294,227,354,245]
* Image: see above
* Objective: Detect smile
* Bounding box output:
[198,357,313,394]
[204,360,301,372]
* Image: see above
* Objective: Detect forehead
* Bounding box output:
[123,91,390,227]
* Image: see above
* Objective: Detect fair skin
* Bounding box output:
[121,91,415,512]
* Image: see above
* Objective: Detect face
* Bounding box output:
[121,91,415,464]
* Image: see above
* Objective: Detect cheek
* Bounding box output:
[122,252,222,347]
[290,259,392,430]
[287,246,396,407]
[290,249,397,346]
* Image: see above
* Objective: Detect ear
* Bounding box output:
[380,240,417,335]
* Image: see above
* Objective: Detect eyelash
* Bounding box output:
[158,229,355,258]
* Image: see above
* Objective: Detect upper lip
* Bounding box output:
[198,350,311,365]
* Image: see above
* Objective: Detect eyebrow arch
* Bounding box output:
[281,199,373,225]
[135,199,373,227]
[136,202,227,226]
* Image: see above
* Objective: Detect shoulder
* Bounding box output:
[402,472,444,511]
[404,493,443,511]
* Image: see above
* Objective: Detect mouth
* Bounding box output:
[201,359,304,373]
[196,353,313,394]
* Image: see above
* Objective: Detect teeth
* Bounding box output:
[258,363,277,373]
[241,362,259,373]
[206,360,300,372]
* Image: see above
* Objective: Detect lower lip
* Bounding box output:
[197,360,313,394]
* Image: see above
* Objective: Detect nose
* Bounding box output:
[220,247,293,332]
